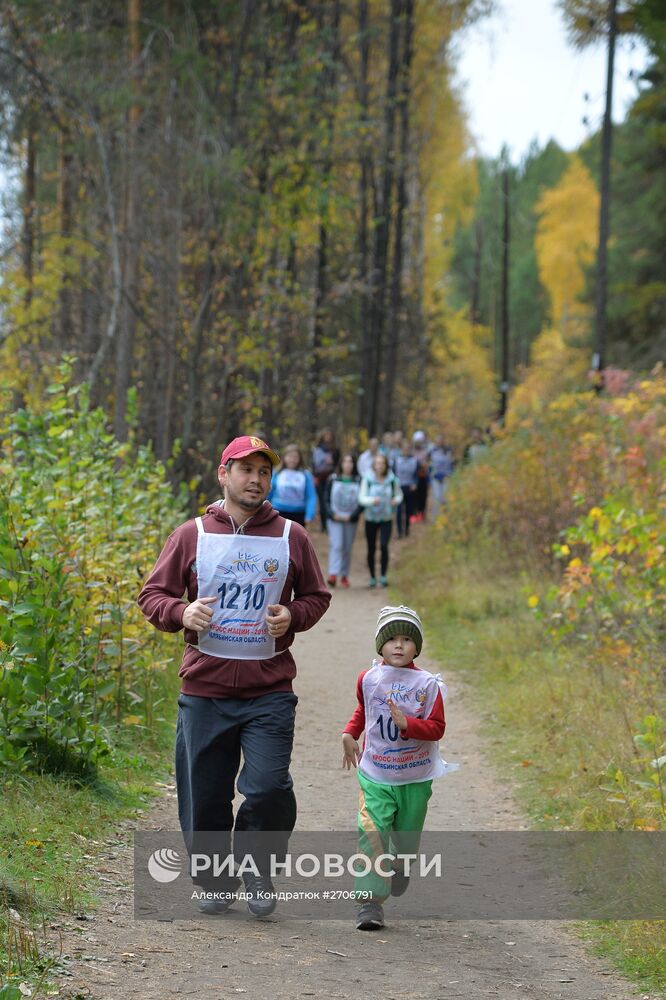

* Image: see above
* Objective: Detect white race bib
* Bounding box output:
[193,518,291,659]
[359,662,449,784]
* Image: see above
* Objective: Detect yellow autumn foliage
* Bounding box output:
[509,155,598,424]
[534,154,599,338]
[508,326,589,426]
[425,308,496,448]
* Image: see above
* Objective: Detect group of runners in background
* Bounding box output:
[267,428,487,589]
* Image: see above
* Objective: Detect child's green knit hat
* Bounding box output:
[375,605,423,657]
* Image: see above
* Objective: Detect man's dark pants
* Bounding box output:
[176,691,298,888]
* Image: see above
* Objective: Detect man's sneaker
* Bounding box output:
[356,901,385,930]
[380,575,388,587]
[368,577,377,588]
[196,876,240,915]
[390,870,410,897]
[243,872,277,918]
[340,576,350,588]
[327,574,337,587]
[198,897,233,915]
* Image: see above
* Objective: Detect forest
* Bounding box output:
[0,0,665,995]
[0,1,661,483]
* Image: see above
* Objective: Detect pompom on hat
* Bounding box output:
[375,605,423,657]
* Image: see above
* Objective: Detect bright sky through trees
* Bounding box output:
[453,0,650,159]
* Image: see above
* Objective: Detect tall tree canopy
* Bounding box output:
[1,0,661,482]
[0,0,491,490]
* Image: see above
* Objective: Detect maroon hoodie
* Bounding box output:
[138,500,331,698]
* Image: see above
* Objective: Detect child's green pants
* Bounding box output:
[355,770,432,902]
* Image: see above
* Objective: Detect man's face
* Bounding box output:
[219,453,273,511]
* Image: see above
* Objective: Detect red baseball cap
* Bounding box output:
[220,435,280,467]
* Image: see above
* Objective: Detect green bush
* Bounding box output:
[0,365,187,776]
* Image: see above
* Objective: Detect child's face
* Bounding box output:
[381,634,417,667]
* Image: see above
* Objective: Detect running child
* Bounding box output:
[341,605,448,930]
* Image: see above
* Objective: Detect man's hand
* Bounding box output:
[182,595,217,632]
[266,604,292,638]
[342,733,360,770]
[388,698,408,732]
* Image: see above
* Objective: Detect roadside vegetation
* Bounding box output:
[397,373,666,992]
[0,364,184,994]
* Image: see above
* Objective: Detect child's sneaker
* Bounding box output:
[380,575,388,587]
[327,575,337,587]
[368,577,377,588]
[340,576,350,588]
[356,901,384,930]
[390,870,410,897]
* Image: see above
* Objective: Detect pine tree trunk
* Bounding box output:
[593,0,617,385]
[308,0,341,436]
[381,0,413,430]
[471,220,483,326]
[367,0,402,435]
[156,79,180,462]
[57,124,74,348]
[179,254,214,476]
[357,0,372,429]
[22,123,36,311]
[115,0,142,441]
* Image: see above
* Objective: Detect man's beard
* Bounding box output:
[226,483,265,510]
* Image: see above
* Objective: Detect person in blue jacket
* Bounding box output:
[268,443,317,527]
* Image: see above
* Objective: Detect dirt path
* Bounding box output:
[52,531,654,1000]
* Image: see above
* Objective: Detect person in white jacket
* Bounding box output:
[359,453,402,588]
[357,437,380,478]
[324,453,363,588]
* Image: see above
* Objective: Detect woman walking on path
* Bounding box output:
[411,430,430,522]
[359,452,402,588]
[324,453,363,588]
[268,444,317,527]
[428,434,455,518]
[393,440,419,538]
[312,429,340,531]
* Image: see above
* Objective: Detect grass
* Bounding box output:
[394,527,666,994]
[0,669,179,994]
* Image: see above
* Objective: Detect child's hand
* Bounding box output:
[388,699,408,732]
[342,733,360,770]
